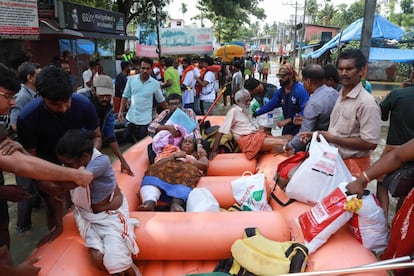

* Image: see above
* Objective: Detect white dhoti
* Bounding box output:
[71,184,139,274]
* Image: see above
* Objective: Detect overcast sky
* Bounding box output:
[168,0,353,26]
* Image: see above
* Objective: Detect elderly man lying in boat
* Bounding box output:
[139,136,209,212]
[210,89,287,160]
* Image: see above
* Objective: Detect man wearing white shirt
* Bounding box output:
[180,57,198,109]
[82,60,98,90]
[195,56,216,115]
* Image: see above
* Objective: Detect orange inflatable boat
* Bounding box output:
[29,116,387,276]
[215,45,245,63]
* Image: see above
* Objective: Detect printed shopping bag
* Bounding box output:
[298,182,361,253]
[286,132,353,204]
[231,172,272,211]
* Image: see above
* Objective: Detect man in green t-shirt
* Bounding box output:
[162,58,181,96]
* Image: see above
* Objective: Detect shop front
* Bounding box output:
[1,0,136,89]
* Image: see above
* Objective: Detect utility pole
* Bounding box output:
[283,1,299,69]
[155,5,161,59]
[297,0,308,76]
[360,0,377,62]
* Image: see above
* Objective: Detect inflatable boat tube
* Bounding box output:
[197,175,272,209]
[28,116,387,276]
[133,211,290,261]
[206,153,257,176]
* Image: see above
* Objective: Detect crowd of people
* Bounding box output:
[1,47,413,275]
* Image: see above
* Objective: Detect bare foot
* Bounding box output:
[170,198,185,212]
[137,200,156,211]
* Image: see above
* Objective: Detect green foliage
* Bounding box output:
[401,0,414,13]
[329,1,365,28]
[306,0,318,24]
[180,2,188,16]
[387,0,414,31]
[329,41,360,63]
[70,0,113,10]
[194,0,266,43]
[316,4,336,26]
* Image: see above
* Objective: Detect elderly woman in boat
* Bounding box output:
[139,136,209,212]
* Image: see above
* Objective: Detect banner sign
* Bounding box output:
[136,27,213,56]
[61,1,124,34]
[0,0,39,39]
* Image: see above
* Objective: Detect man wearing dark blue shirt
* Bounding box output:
[252,64,309,136]
[17,66,101,245]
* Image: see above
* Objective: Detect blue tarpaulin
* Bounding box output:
[306,14,405,59]
[370,47,414,63]
[59,39,112,56]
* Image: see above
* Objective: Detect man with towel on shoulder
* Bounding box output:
[210,89,287,160]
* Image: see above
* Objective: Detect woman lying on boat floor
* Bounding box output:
[56,129,141,276]
[138,136,209,212]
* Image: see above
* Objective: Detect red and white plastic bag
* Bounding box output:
[298,182,360,253]
[348,192,388,253]
[286,132,353,204]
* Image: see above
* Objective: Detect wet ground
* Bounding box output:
[7,61,397,265]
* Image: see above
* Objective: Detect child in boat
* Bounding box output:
[55,129,141,276]
[139,136,209,211]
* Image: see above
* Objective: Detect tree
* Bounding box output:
[306,0,318,24]
[180,2,188,20]
[330,1,367,28]
[193,0,266,43]
[317,4,336,26]
[262,23,271,36]
[401,0,414,13]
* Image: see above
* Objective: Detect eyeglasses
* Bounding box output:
[168,101,181,107]
[0,91,15,101]
[276,73,289,78]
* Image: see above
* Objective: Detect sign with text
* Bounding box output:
[0,0,39,39]
[136,27,213,56]
[61,1,124,34]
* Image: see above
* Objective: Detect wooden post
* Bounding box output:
[360,0,377,62]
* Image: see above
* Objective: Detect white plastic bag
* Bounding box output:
[286,132,353,204]
[348,192,388,253]
[231,172,272,211]
[298,182,357,253]
[186,187,220,212]
[256,108,283,128]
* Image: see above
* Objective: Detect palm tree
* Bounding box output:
[180,2,188,20]
[318,4,336,26]
[306,0,318,24]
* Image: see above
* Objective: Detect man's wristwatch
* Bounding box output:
[282,145,287,152]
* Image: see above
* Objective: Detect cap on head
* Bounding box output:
[93,75,114,96]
